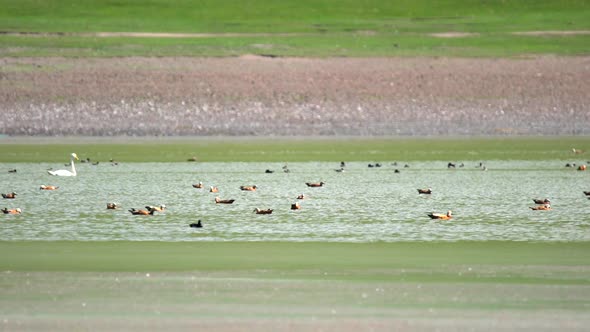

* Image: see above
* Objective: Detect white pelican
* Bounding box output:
[48,153,79,176]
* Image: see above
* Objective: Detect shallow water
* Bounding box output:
[0,161,588,242]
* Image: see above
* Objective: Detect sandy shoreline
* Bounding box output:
[1,56,589,136]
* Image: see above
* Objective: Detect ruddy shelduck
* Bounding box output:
[428,210,452,220]
[193,182,204,189]
[417,188,432,195]
[209,186,219,193]
[106,203,120,210]
[2,192,17,199]
[533,198,550,205]
[240,185,257,191]
[306,182,325,187]
[128,208,155,215]
[2,208,21,215]
[530,204,551,211]
[40,185,59,190]
[291,202,301,210]
[215,197,235,204]
[254,208,273,214]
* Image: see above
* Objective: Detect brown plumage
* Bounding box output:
[106,203,119,210]
[427,210,452,220]
[533,198,550,205]
[291,202,301,210]
[530,204,551,211]
[2,192,17,199]
[40,185,59,190]
[215,197,235,204]
[193,182,204,189]
[128,208,155,215]
[209,186,219,193]
[306,181,325,187]
[578,165,587,171]
[240,185,257,191]
[296,194,305,200]
[2,208,21,214]
[254,208,273,214]
[417,188,432,195]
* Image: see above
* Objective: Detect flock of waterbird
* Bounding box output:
[2,151,589,225]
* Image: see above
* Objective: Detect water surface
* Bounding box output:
[1,161,588,242]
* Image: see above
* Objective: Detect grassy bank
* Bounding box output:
[0,137,588,162]
[1,0,589,57]
[1,241,589,283]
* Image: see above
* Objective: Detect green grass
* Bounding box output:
[0,0,589,57]
[1,241,589,284]
[0,137,589,162]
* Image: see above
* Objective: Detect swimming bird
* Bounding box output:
[254,208,273,214]
[39,185,59,190]
[8,169,16,173]
[106,203,120,210]
[265,169,274,174]
[2,192,17,199]
[190,220,203,228]
[193,182,204,189]
[530,204,551,211]
[128,208,155,215]
[146,205,166,212]
[209,186,219,193]
[306,181,325,187]
[297,194,305,200]
[447,162,456,168]
[584,191,590,196]
[578,165,587,171]
[335,167,345,172]
[291,202,301,210]
[417,188,432,195]
[215,197,235,204]
[2,208,21,214]
[48,153,80,176]
[427,210,452,220]
[533,198,551,205]
[240,185,257,191]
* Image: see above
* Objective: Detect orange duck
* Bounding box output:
[2,208,21,214]
[193,182,204,189]
[291,202,301,210]
[128,208,155,215]
[427,210,452,220]
[215,197,235,204]
[240,185,257,191]
[254,208,273,214]
[2,192,17,199]
[296,194,305,200]
[306,181,325,187]
[146,204,166,212]
[106,203,120,210]
[530,204,551,211]
[40,185,59,190]
[209,186,219,193]
[417,188,432,195]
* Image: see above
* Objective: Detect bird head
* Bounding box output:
[71,153,79,160]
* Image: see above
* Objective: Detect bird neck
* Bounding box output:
[70,157,77,175]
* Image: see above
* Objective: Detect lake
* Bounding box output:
[1,161,588,242]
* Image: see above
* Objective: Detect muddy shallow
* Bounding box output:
[1,56,589,136]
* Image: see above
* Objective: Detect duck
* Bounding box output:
[254,208,273,214]
[189,220,203,228]
[427,210,452,220]
[209,186,219,193]
[2,192,17,199]
[335,167,345,173]
[447,162,456,168]
[530,204,551,211]
[291,202,301,210]
[306,181,325,187]
[2,208,21,214]
[128,208,155,215]
[106,203,120,210]
[533,198,551,205]
[215,197,235,204]
[193,182,204,189]
[417,188,432,195]
[8,169,17,173]
[240,185,257,191]
[578,165,587,171]
[146,204,166,212]
[296,194,305,200]
[584,191,590,196]
[40,185,59,190]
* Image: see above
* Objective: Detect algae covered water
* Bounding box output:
[0,161,588,242]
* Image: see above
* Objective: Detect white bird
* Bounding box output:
[48,153,80,176]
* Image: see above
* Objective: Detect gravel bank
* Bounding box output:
[1,56,589,136]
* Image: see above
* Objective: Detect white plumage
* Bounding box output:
[48,153,80,176]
